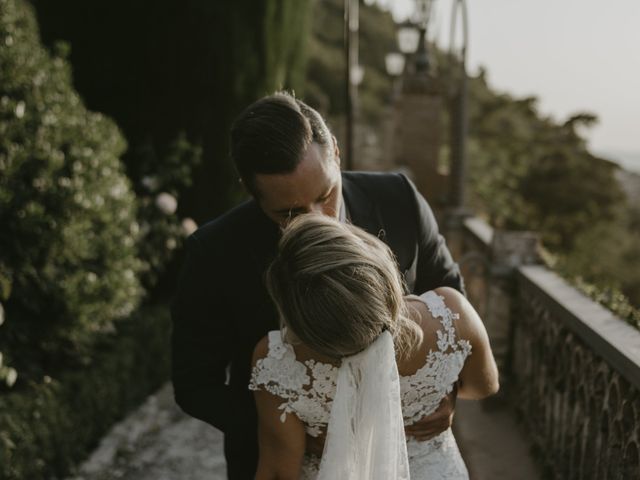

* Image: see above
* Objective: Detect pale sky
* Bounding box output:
[375,0,640,157]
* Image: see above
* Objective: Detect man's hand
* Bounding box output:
[405,387,457,441]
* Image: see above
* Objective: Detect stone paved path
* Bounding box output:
[453,396,544,480]
[68,383,226,480]
[71,383,542,480]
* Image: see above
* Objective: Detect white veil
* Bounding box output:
[317,331,410,480]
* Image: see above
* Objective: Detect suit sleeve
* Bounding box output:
[400,174,466,295]
[171,233,236,433]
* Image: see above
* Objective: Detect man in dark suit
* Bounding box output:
[171,92,464,479]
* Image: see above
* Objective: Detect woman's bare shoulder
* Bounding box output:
[432,286,484,342]
[406,287,476,338]
[252,334,270,365]
[405,288,465,327]
[433,286,466,307]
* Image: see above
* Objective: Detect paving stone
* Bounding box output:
[68,383,226,480]
[453,396,543,480]
[71,384,543,480]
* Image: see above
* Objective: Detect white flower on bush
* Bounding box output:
[4,367,17,388]
[110,182,127,199]
[15,101,25,118]
[181,217,198,236]
[166,238,177,250]
[142,175,160,192]
[155,192,177,215]
[57,176,72,188]
[0,346,18,388]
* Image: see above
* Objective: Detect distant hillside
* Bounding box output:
[615,168,640,206]
[597,150,640,174]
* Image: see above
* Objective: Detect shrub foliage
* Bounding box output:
[0,306,171,480]
[0,0,142,379]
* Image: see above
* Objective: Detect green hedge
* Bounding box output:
[0,304,171,480]
[0,0,143,379]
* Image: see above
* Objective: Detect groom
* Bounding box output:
[171,92,464,479]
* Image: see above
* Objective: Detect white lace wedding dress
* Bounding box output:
[250,291,472,479]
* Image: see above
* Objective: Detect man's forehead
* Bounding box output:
[256,146,338,204]
[268,178,335,211]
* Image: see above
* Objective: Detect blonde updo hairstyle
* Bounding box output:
[266,215,423,360]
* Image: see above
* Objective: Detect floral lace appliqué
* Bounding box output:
[249,291,472,438]
[249,331,337,436]
[401,291,472,425]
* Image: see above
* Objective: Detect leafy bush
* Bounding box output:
[571,279,640,329]
[540,245,640,328]
[0,0,142,381]
[127,133,201,291]
[0,305,172,480]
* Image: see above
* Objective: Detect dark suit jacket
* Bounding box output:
[171,172,463,479]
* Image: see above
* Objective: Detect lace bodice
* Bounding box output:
[249,290,472,437]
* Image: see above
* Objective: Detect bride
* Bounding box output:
[249,215,499,479]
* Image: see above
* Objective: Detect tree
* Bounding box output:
[304,0,396,121]
[465,71,625,250]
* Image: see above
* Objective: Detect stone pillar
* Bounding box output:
[391,76,447,207]
[442,207,473,260]
[487,230,540,382]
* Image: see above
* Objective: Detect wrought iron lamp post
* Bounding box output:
[344,0,361,171]
[448,0,469,209]
[385,0,470,211]
[385,0,444,204]
[395,0,435,75]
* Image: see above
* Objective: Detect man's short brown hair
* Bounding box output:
[230,92,332,197]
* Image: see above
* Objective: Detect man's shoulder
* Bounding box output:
[342,170,408,190]
[190,199,267,247]
[342,170,419,208]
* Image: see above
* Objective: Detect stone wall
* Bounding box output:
[454,216,640,478]
[513,266,640,479]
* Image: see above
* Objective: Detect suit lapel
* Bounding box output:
[246,200,280,271]
[342,173,416,291]
[342,173,384,238]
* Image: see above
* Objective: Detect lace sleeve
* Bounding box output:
[248,331,311,423]
[422,290,472,355]
[400,291,472,425]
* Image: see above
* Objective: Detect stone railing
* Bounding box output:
[514,266,640,479]
[449,214,640,478]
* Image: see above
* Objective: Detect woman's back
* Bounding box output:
[250,287,482,479]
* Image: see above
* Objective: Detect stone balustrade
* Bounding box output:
[451,215,640,478]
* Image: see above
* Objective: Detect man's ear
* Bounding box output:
[332,135,341,165]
